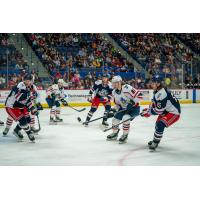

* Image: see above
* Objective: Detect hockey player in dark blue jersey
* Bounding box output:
[5,75,38,142]
[141,75,181,150]
[84,74,113,127]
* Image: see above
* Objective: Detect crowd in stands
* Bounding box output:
[0,34,41,89]
[1,33,200,90]
[24,33,144,88]
[177,33,200,54]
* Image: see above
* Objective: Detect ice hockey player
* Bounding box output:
[84,74,113,127]
[4,75,38,142]
[46,79,68,124]
[107,76,142,144]
[0,120,4,126]
[141,75,181,150]
[28,83,43,133]
[2,79,43,136]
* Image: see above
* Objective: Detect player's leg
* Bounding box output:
[107,112,123,140]
[84,97,100,126]
[148,113,180,150]
[102,102,111,127]
[46,97,56,123]
[119,106,140,144]
[55,101,63,122]
[2,116,14,136]
[0,120,4,126]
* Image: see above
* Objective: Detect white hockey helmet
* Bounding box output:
[58,79,65,84]
[112,75,122,83]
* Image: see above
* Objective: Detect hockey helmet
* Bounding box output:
[112,75,122,83]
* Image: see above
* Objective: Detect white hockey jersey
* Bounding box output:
[29,84,41,104]
[112,84,142,110]
[46,84,67,100]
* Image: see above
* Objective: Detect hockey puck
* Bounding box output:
[77,117,81,122]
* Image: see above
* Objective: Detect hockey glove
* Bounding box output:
[61,99,68,106]
[31,106,39,116]
[36,103,43,110]
[100,97,109,103]
[87,96,92,103]
[140,108,151,118]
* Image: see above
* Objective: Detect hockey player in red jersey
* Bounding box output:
[4,75,38,142]
[141,75,181,150]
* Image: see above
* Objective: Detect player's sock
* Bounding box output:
[149,120,166,149]
[55,107,63,122]
[30,115,35,128]
[85,107,97,124]
[118,123,130,143]
[50,108,56,119]
[3,117,13,136]
[102,110,109,126]
[85,111,93,122]
[153,121,165,143]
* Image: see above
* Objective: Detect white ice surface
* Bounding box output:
[0,104,200,166]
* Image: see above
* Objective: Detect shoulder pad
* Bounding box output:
[95,80,102,85]
[122,84,132,92]
[52,84,59,90]
[155,88,167,101]
[17,82,26,90]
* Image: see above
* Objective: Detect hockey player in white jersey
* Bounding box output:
[141,75,181,150]
[107,76,142,144]
[46,79,68,124]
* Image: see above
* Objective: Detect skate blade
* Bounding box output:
[49,122,57,125]
[119,140,127,144]
[106,137,118,141]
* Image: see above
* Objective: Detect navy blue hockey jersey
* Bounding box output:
[90,80,113,99]
[151,88,181,115]
[5,82,33,109]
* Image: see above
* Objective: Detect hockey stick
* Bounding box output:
[67,105,86,112]
[78,109,126,125]
[103,116,134,132]
[36,114,41,132]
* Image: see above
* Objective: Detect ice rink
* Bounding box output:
[0,104,200,166]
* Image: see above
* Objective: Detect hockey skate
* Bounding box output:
[102,120,109,127]
[119,134,128,144]
[0,120,4,126]
[13,128,24,141]
[49,117,57,125]
[31,127,39,135]
[55,116,63,122]
[83,121,89,127]
[148,141,158,150]
[107,129,120,141]
[27,132,35,142]
[2,127,9,136]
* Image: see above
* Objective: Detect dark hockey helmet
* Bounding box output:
[23,74,33,81]
[152,75,163,83]
[102,73,109,78]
